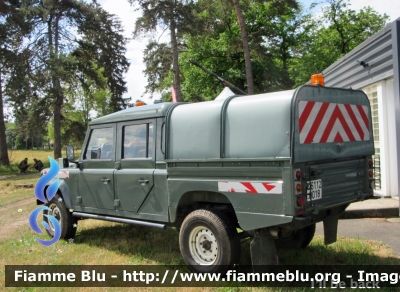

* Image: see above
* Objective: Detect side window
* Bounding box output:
[123,123,153,159]
[84,127,114,160]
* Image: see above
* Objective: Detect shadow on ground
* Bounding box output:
[72,223,400,266]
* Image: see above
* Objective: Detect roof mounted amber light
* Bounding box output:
[135,101,145,107]
[310,73,325,86]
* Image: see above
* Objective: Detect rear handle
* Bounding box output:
[101,178,111,184]
[311,170,324,176]
[138,179,149,186]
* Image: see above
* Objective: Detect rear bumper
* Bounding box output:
[280,203,350,232]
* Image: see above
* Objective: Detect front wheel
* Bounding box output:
[179,209,240,273]
[44,194,78,240]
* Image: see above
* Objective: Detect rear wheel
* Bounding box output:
[275,224,316,249]
[179,209,240,273]
[44,194,78,240]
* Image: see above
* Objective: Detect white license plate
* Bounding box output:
[310,179,322,200]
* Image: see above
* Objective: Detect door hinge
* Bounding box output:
[114,199,120,207]
[115,161,121,170]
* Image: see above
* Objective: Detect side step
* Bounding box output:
[72,212,167,230]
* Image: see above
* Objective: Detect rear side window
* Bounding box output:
[123,123,153,159]
[84,127,114,160]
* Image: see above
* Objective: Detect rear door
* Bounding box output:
[292,85,374,163]
[114,120,155,213]
[292,85,374,208]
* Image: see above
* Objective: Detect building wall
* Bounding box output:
[321,19,400,197]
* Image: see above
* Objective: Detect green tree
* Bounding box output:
[130,0,200,102]
[139,0,387,101]
[61,63,111,146]
[142,41,173,98]
[5,122,16,150]
[13,94,50,150]
[178,0,303,100]
[9,1,129,158]
[232,0,254,94]
[288,0,389,86]
[0,0,33,165]
[74,6,130,112]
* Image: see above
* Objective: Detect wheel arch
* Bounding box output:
[171,190,238,227]
[36,180,73,209]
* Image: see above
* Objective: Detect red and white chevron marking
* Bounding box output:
[298,101,370,144]
[42,169,69,179]
[218,181,282,194]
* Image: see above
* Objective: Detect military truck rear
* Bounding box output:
[41,84,374,273]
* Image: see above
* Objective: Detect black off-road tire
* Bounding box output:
[44,193,78,240]
[275,224,316,249]
[179,209,240,273]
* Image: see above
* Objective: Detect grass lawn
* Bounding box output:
[0,149,81,176]
[0,162,399,291]
[0,150,55,176]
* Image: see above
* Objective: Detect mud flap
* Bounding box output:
[250,228,278,272]
[323,215,339,245]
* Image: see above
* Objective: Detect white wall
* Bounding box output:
[383,79,399,197]
[375,80,390,196]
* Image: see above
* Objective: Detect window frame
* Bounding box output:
[119,120,154,161]
[82,124,116,161]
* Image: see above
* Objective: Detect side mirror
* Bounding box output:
[66,145,75,161]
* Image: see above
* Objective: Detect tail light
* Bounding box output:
[294,168,305,207]
[368,160,373,168]
[294,169,302,180]
[296,195,305,207]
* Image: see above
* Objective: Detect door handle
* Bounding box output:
[101,178,111,184]
[138,179,149,185]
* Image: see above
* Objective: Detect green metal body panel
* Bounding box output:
[58,180,74,209]
[166,160,293,230]
[224,90,293,159]
[54,85,374,232]
[169,100,223,159]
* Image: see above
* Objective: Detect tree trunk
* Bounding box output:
[170,17,182,102]
[0,69,10,165]
[232,0,254,94]
[50,14,63,159]
[54,96,62,158]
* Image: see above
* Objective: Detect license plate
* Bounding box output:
[310,179,322,200]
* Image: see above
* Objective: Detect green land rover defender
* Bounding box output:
[40,84,375,273]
